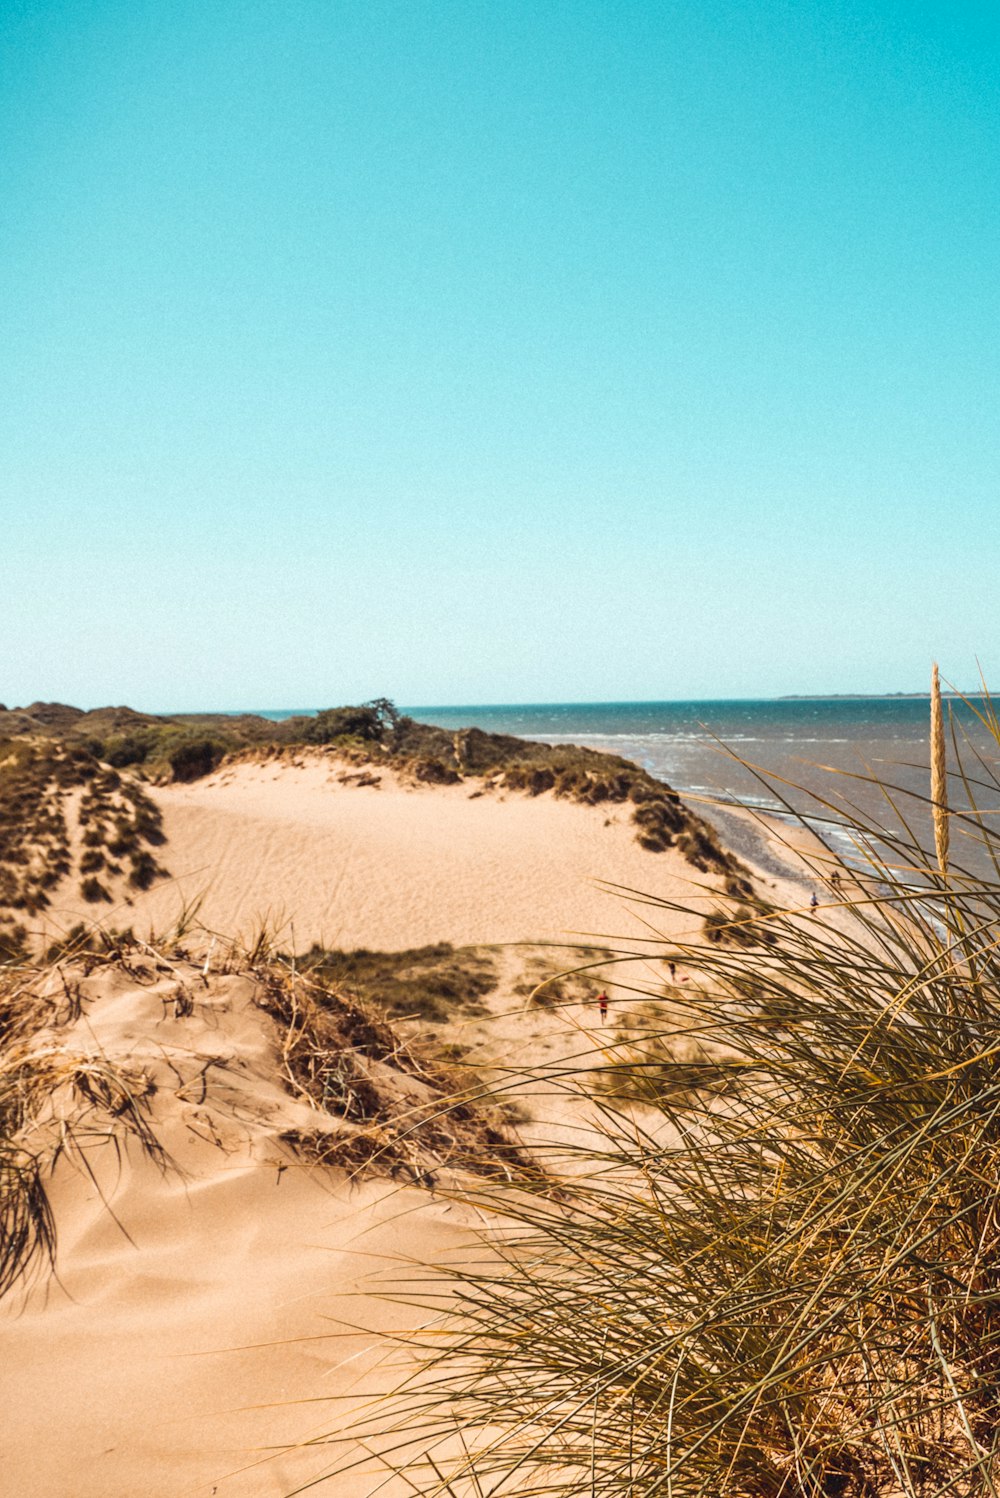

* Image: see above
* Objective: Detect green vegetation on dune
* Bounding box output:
[0,692,746,974]
[0,740,170,951]
[0,697,748,890]
[0,741,89,916]
[295,942,500,1025]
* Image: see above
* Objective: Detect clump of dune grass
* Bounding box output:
[0,971,58,1295]
[0,743,169,945]
[0,942,163,1296]
[252,949,542,1186]
[0,739,81,919]
[597,1000,746,1112]
[293,941,500,1025]
[341,672,1000,1498]
[513,950,611,1008]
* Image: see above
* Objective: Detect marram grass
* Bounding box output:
[931,663,950,879]
[0,953,163,1297]
[332,679,1000,1498]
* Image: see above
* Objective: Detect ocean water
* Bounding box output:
[246,698,1000,875]
[404,698,1000,877]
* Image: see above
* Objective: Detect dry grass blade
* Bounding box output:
[931,663,950,880]
[335,679,1000,1498]
[0,941,167,1297]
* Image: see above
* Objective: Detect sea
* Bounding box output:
[251,698,1000,880]
[403,698,1000,880]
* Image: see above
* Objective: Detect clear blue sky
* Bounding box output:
[2,0,997,709]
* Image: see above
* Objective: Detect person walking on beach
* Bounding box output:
[668,961,676,982]
[598,991,609,1024]
[810,893,819,914]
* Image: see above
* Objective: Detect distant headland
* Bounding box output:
[778,692,962,701]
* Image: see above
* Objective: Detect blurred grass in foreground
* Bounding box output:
[342,672,1000,1498]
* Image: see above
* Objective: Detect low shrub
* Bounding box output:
[103,735,151,769]
[412,757,461,786]
[168,739,225,782]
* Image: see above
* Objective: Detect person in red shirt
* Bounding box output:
[598,991,609,1023]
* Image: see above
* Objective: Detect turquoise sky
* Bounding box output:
[3,0,998,709]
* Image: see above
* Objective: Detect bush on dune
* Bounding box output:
[303,697,400,746]
[167,738,225,782]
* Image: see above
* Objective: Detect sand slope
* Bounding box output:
[43,755,725,953]
[0,952,497,1497]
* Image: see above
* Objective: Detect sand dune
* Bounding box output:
[2,756,827,1495]
[43,754,728,953]
[0,949,510,1497]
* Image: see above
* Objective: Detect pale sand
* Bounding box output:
[43,754,729,952]
[0,959,491,1497]
[4,757,827,1496]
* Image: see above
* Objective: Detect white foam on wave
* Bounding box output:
[520,731,764,745]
